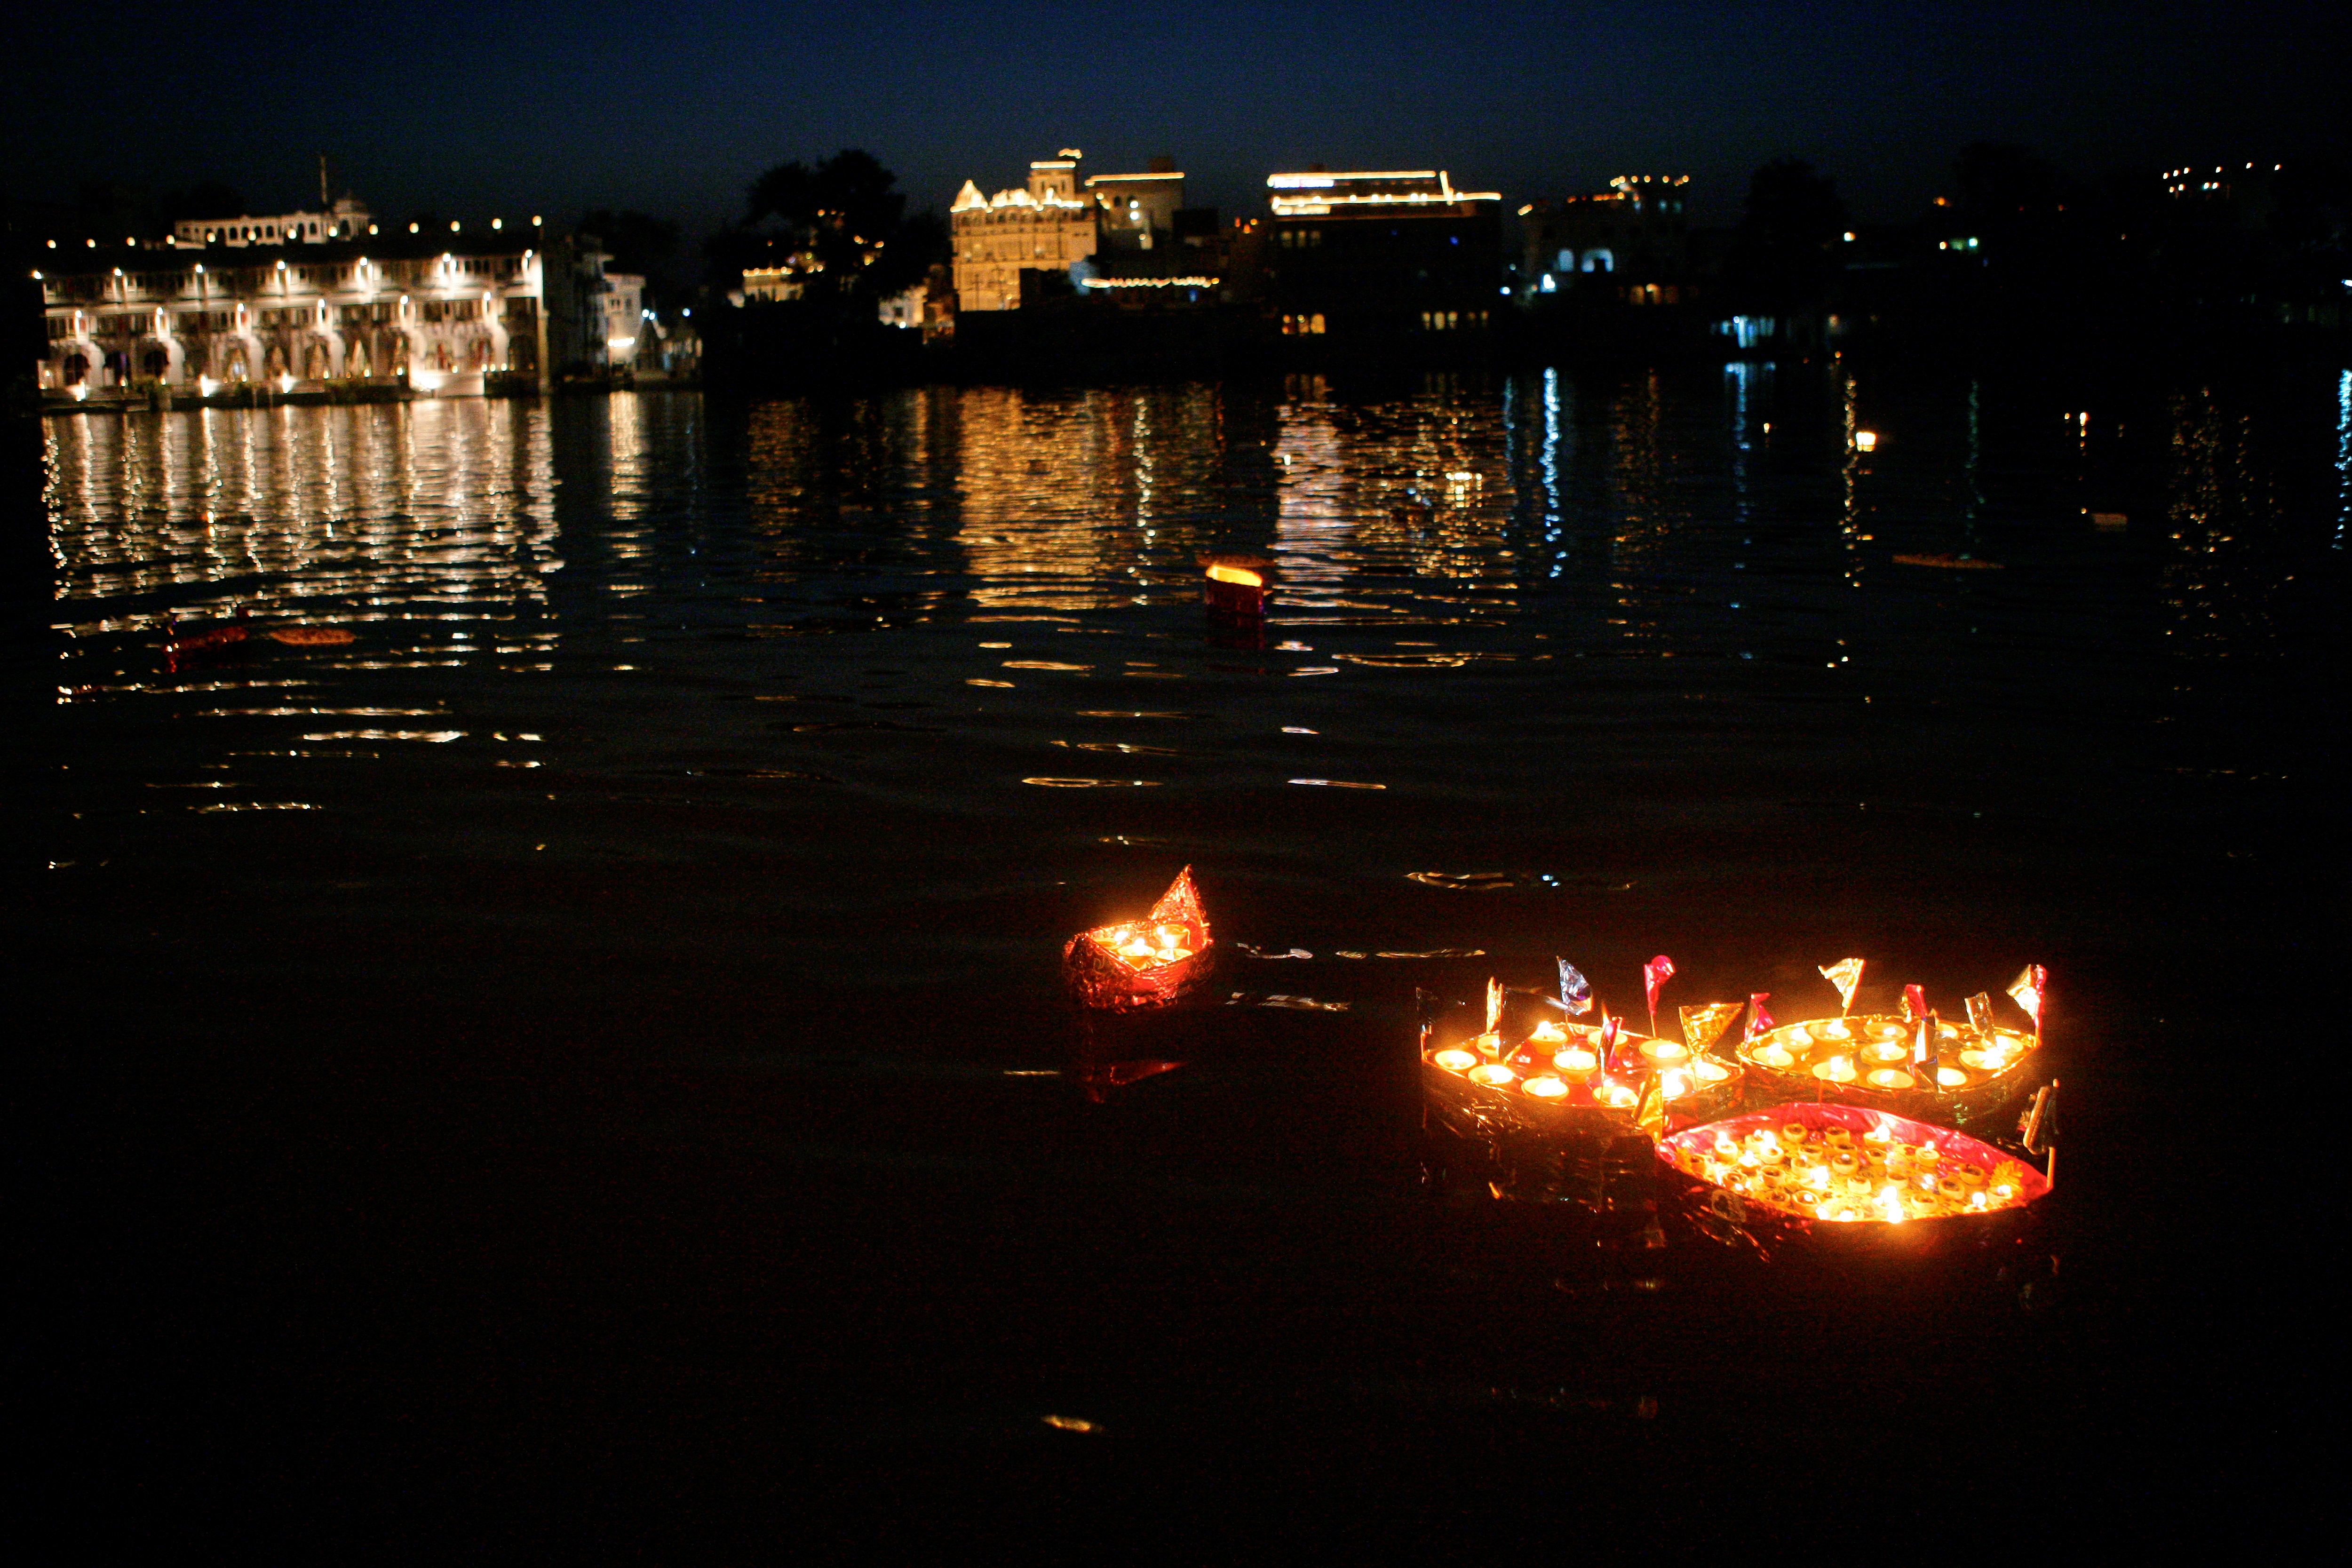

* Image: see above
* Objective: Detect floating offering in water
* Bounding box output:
[1061,866,1216,1010]
[1658,1103,2048,1225]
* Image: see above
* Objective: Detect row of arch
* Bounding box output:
[42,326,531,389]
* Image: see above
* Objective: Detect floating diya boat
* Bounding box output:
[1421,978,1747,1140]
[1654,1101,2050,1252]
[1060,866,1216,1010]
[1738,1008,2041,1126]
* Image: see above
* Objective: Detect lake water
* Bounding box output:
[35,362,2341,1545]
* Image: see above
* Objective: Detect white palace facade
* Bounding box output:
[33,197,652,400]
[949,150,1188,311]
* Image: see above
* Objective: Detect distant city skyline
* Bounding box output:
[8,0,2337,239]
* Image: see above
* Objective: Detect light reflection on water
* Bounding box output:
[41,371,2336,963]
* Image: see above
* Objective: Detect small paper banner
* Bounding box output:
[2007,964,2046,1025]
[1819,957,1865,1013]
[1679,1001,1743,1054]
[1644,955,1676,1018]
[1557,958,1593,1016]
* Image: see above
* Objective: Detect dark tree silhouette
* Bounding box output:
[575,208,683,311]
[718,149,942,310]
[1734,158,1848,312]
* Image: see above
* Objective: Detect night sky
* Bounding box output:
[9,1,2340,237]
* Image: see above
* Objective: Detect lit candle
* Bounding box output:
[1864,1040,1908,1065]
[1597,1081,1638,1108]
[1468,1063,1516,1088]
[1691,1057,1731,1083]
[1638,1038,1689,1065]
[1752,1044,1796,1069]
[1431,1048,1478,1073]
[1785,1023,1813,1044]
[1823,1019,1852,1041]
[1935,1066,1967,1088]
[1552,1045,1599,1073]
[1522,1075,1569,1099]
[1660,1069,1691,1100]
[1865,1067,1914,1089]
[1813,1055,1858,1083]
[1528,1020,1567,1045]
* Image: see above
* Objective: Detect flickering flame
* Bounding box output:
[1823,1019,1852,1041]
[1468,1063,1517,1088]
[1597,1081,1638,1108]
[1432,1048,1478,1073]
[1528,1020,1567,1045]
[1691,1058,1730,1082]
[1205,563,1263,587]
[1522,1075,1569,1099]
[1753,1044,1796,1069]
[1866,1067,1914,1089]
[1638,1038,1689,1063]
[1552,1046,1599,1073]
[1660,1069,1691,1100]
[1814,1055,1858,1083]
[1936,1066,1968,1087]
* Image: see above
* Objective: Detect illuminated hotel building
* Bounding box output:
[34,199,646,399]
[949,151,1196,311]
[1262,168,1502,339]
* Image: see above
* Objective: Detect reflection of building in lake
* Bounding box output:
[35,200,651,399]
[948,386,1225,609]
[45,400,561,629]
[1260,168,1502,346]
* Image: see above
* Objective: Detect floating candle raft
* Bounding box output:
[1736,1011,2039,1126]
[1655,1102,2049,1228]
[1422,1006,1745,1134]
[1061,866,1216,1010]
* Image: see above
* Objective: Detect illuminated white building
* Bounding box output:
[949,151,1191,311]
[170,196,373,247]
[33,208,639,398]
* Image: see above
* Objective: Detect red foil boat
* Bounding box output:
[1061,867,1217,1011]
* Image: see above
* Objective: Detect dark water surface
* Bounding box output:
[30,365,2342,1547]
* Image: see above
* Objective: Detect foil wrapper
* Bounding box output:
[1557,958,1593,1016]
[1643,955,1676,1020]
[1679,1002,1743,1054]
[1060,866,1217,1011]
[1819,957,1865,1014]
[2008,964,2047,1028]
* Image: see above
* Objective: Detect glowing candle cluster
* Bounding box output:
[1111,921,1198,967]
[1661,1114,2039,1223]
[1740,1015,2031,1098]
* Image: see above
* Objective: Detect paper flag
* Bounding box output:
[1965,992,1994,1034]
[1679,1001,1744,1054]
[1819,957,1865,1014]
[2007,964,2047,1026]
[1644,955,1676,1018]
[1485,976,1504,1037]
[1745,993,1774,1041]
[1557,958,1593,1016]
[1902,984,1927,1022]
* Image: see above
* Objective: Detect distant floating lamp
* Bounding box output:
[1854,430,1880,452]
[1200,554,1269,622]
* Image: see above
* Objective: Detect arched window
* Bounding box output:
[1556,249,1574,273]
[1583,249,1613,273]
